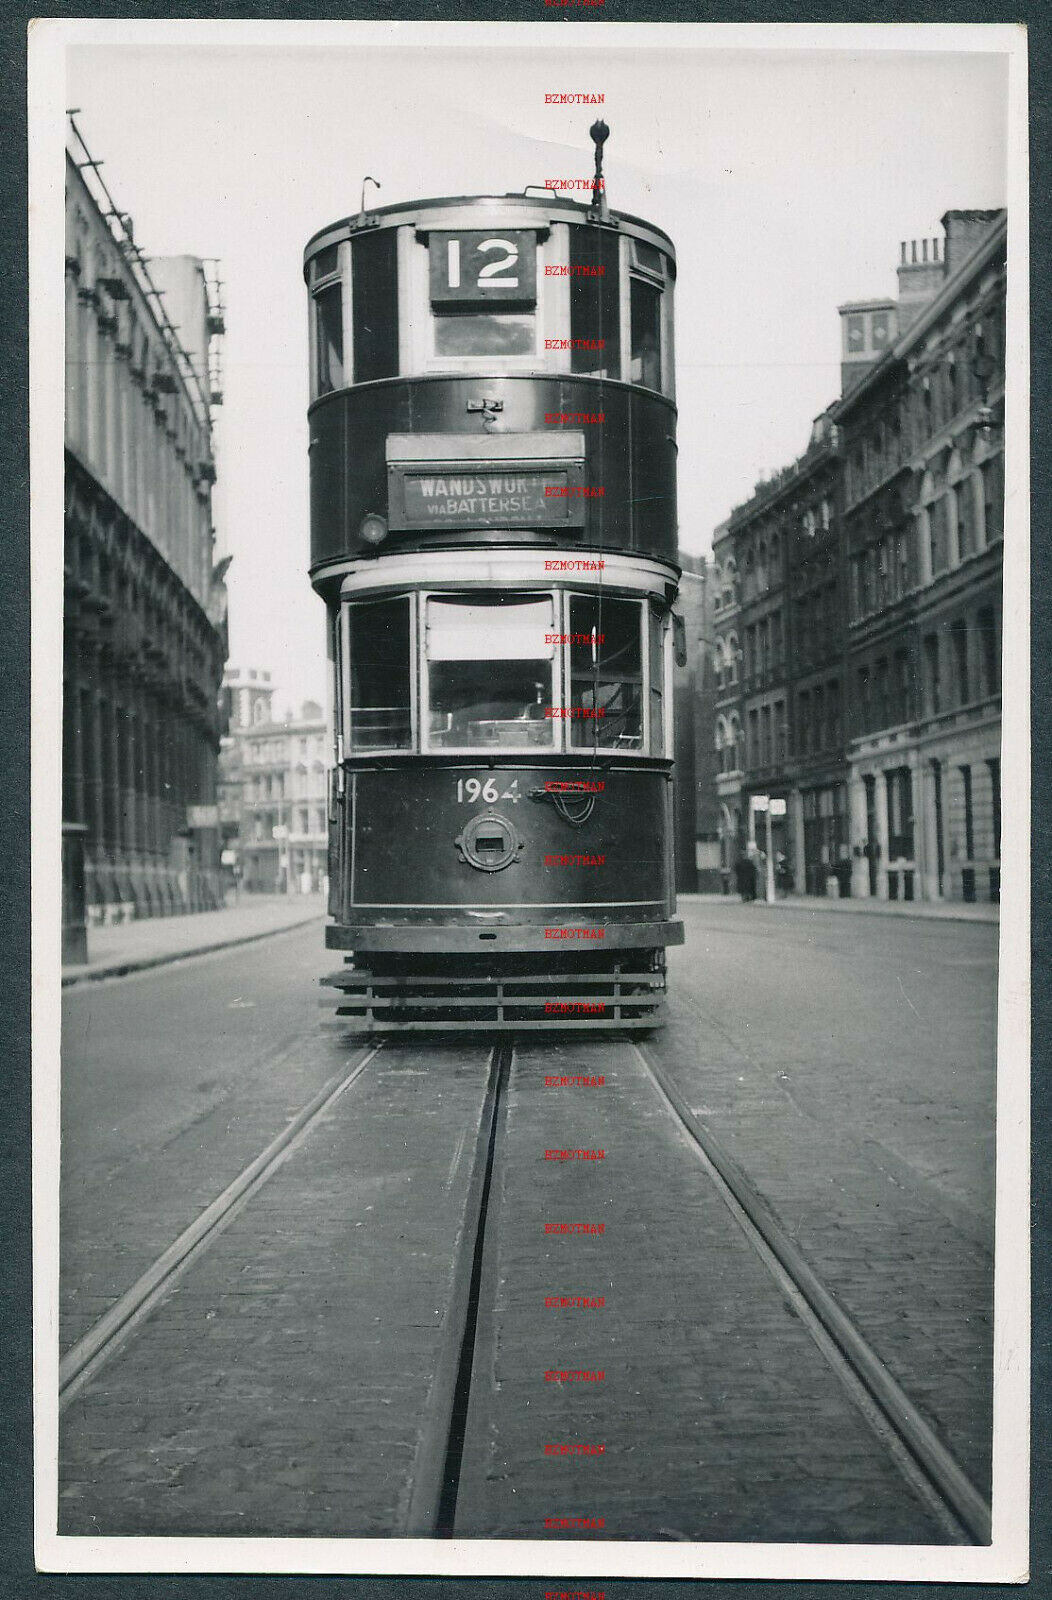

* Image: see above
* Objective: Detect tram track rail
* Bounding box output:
[631,1037,992,1544]
[59,1021,991,1546]
[410,1029,990,1544]
[58,1040,385,1411]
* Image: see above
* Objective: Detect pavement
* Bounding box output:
[678,890,1000,923]
[61,893,327,987]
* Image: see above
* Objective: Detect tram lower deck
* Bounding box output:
[322,549,683,1030]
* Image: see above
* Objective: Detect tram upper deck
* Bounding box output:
[304,192,678,591]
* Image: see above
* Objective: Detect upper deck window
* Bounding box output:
[569,226,620,377]
[434,312,535,357]
[630,276,662,391]
[352,230,398,382]
[311,248,344,397]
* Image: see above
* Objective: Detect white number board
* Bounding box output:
[429,230,536,307]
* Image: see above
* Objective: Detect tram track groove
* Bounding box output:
[631,1037,991,1545]
[59,1040,384,1411]
[406,1039,513,1537]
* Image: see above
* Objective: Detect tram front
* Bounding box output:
[305,146,684,1029]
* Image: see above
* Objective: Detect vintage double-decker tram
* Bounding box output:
[306,132,684,1029]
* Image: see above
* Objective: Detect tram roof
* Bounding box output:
[304,192,675,264]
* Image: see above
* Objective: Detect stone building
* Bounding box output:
[673,553,720,892]
[837,210,1005,903]
[711,519,744,885]
[713,208,1005,904]
[218,667,329,896]
[63,122,227,921]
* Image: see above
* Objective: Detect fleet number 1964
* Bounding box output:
[456,777,521,803]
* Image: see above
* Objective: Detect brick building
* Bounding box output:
[838,211,1005,903]
[63,120,228,923]
[713,208,1005,904]
[218,667,329,895]
[673,553,720,891]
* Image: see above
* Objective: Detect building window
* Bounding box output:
[760,704,771,768]
[982,453,1004,543]
[827,680,840,747]
[893,647,911,722]
[875,656,890,728]
[951,618,970,705]
[747,708,759,768]
[798,691,810,756]
[987,757,1001,859]
[961,764,974,861]
[886,766,914,859]
[774,699,786,762]
[299,807,310,834]
[956,473,977,559]
[856,665,871,735]
[897,527,912,596]
[812,684,825,750]
[923,632,941,715]
[929,494,949,575]
[978,606,999,695]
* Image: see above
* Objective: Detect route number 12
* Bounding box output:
[430,230,536,307]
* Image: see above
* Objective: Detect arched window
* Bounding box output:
[712,649,723,689]
[726,633,739,685]
[757,538,768,592]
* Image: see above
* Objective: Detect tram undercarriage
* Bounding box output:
[323,944,671,1032]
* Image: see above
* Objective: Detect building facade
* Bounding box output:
[673,553,720,892]
[713,208,1005,904]
[711,519,744,884]
[218,668,329,896]
[63,124,228,921]
[838,211,1005,904]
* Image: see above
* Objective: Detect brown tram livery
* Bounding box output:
[306,136,684,1029]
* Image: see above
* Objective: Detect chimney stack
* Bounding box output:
[941,209,1002,277]
[896,236,945,331]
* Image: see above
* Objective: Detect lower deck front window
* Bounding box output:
[426,595,554,750]
[346,596,412,750]
[568,595,643,749]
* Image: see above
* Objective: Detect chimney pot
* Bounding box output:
[921,239,928,262]
[911,241,918,263]
[900,242,907,263]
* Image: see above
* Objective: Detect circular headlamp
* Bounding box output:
[359,512,388,546]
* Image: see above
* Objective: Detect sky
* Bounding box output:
[64,27,1010,710]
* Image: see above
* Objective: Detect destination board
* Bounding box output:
[389,467,585,530]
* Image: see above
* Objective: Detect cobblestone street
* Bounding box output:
[57,898,997,1540]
